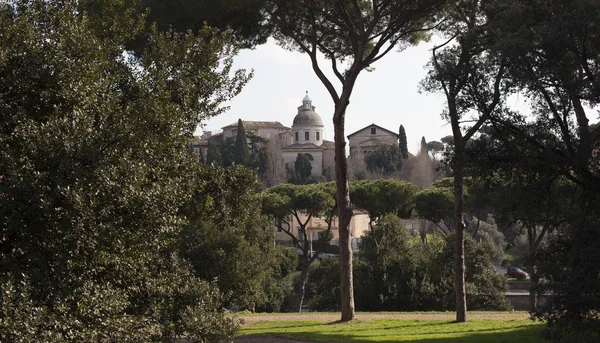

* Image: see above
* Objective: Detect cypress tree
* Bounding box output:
[234,119,250,165]
[294,154,312,184]
[420,136,428,154]
[399,125,409,159]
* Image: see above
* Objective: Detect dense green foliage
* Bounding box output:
[414,187,455,233]
[450,0,600,337]
[262,182,337,311]
[289,153,313,184]
[308,215,509,312]
[350,179,418,220]
[135,0,271,48]
[0,0,249,341]
[180,164,283,311]
[364,145,404,176]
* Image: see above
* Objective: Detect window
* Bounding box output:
[305,131,310,141]
[295,132,299,142]
[193,148,200,153]
[371,127,377,135]
[316,131,320,140]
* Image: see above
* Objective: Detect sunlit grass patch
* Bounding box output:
[240,318,544,342]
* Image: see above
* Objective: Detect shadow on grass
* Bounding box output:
[241,321,545,343]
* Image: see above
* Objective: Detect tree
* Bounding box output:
[181,164,282,311]
[261,183,337,312]
[488,174,573,310]
[309,220,510,312]
[221,137,236,167]
[421,0,508,322]
[350,179,418,248]
[356,214,414,311]
[129,0,271,49]
[234,119,250,165]
[0,0,249,340]
[415,187,455,235]
[469,1,600,333]
[409,138,436,189]
[441,135,454,146]
[206,141,222,165]
[484,0,600,193]
[291,153,313,184]
[427,141,444,160]
[364,145,403,176]
[267,0,446,321]
[420,136,428,153]
[399,125,409,159]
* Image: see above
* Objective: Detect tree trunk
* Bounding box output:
[333,102,355,322]
[527,227,538,311]
[527,259,538,311]
[297,258,310,312]
[453,145,468,323]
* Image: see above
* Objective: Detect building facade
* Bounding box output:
[347,124,400,158]
[280,93,335,177]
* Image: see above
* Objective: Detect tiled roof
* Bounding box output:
[222,121,290,130]
[281,143,324,151]
[347,124,399,138]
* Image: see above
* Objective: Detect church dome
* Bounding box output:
[293,92,324,127]
[293,110,323,126]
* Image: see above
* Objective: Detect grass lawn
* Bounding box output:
[240,317,544,343]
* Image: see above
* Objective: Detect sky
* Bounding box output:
[199,38,452,155]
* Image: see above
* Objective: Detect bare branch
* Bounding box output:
[463,62,506,142]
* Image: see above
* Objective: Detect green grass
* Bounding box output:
[240,318,544,342]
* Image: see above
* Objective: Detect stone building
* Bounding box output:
[347,124,400,158]
[280,93,335,177]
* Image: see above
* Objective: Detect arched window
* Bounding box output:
[304,153,314,161]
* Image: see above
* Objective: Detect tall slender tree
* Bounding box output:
[267,0,446,321]
[420,137,428,153]
[421,0,508,322]
[399,125,409,159]
[234,119,250,165]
